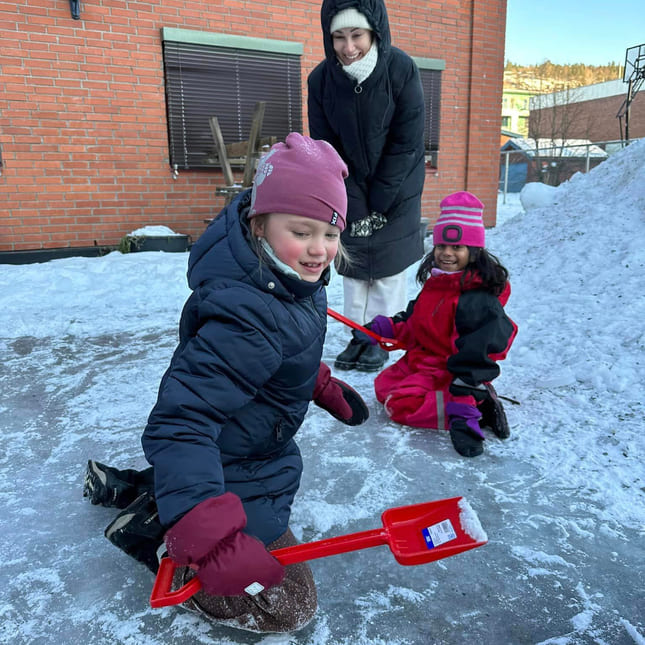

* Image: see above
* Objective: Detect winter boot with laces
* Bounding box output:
[477,383,510,439]
[83,460,153,509]
[104,490,165,573]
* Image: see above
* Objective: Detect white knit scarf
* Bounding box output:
[341,42,378,84]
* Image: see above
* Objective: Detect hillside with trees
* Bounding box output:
[504,61,622,92]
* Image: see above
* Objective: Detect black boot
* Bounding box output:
[83,460,145,509]
[104,491,165,573]
[478,383,510,439]
[334,339,366,370]
[355,344,388,372]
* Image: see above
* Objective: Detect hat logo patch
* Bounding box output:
[254,148,277,187]
[442,225,463,243]
[330,211,339,226]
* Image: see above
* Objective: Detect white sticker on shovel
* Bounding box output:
[422,519,457,549]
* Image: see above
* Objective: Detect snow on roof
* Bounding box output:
[502,137,609,158]
[530,79,626,109]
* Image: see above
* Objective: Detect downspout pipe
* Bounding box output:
[70,0,81,20]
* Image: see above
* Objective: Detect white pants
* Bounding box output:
[342,271,409,325]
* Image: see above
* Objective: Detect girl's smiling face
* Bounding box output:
[253,213,340,282]
[331,27,373,66]
[433,244,470,272]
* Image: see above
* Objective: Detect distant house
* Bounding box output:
[0,0,507,260]
[529,79,645,151]
[499,138,608,191]
[500,129,522,147]
[501,88,533,136]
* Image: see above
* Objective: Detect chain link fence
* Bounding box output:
[498,138,641,201]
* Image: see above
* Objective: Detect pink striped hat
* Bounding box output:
[433,191,485,247]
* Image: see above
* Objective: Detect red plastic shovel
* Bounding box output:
[326,307,404,351]
[150,496,487,608]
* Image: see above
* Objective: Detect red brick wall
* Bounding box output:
[531,93,645,143]
[0,0,507,252]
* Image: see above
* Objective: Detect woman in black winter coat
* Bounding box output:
[308,0,426,372]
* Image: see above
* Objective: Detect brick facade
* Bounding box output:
[529,80,645,144]
[0,0,507,253]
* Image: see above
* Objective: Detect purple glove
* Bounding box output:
[369,315,395,339]
[446,402,484,458]
[313,362,369,426]
[353,315,395,345]
[164,493,285,596]
[446,402,484,439]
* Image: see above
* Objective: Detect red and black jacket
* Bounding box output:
[390,271,518,385]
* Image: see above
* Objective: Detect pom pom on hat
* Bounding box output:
[433,191,485,248]
[330,8,372,33]
[249,133,348,231]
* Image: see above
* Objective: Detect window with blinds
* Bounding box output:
[418,67,442,167]
[162,34,302,170]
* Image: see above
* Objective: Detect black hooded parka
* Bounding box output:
[308,0,426,281]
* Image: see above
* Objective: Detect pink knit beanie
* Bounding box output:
[433,191,485,247]
[249,132,348,231]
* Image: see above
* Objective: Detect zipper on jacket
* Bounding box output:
[354,87,369,178]
[275,419,284,442]
[302,295,325,325]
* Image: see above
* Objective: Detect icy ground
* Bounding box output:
[1,140,644,644]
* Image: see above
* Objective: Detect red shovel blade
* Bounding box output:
[150,496,487,608]
[326,307,404,351]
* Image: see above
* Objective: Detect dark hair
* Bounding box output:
[416,246,509,296]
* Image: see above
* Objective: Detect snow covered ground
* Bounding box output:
[1,140,644,645]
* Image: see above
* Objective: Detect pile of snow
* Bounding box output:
[127,225,184,237]
[0,139,643,645]
[519,181,558,210]
[458,498,488,543]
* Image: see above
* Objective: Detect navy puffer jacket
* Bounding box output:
[308,0,425,281]
[141,190,327,545]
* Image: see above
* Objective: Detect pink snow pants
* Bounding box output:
[374,355,476,430]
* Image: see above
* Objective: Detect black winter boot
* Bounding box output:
[104,491,165,573]
[478,383,510,439]
[83,460,144,509]
[334,339,366,370]
[355,344,388,372]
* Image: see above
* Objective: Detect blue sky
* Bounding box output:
[505,0,645,66]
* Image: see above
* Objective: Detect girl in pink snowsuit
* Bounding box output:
[364,191,517,457]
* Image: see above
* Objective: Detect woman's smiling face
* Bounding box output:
[331,27,373,66]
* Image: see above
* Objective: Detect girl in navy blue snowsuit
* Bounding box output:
[83,133,369,633]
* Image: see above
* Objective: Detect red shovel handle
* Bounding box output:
[151,558,202,607]
[150,528,387,608]
[150,497,488,608]
[326,308,403,351]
